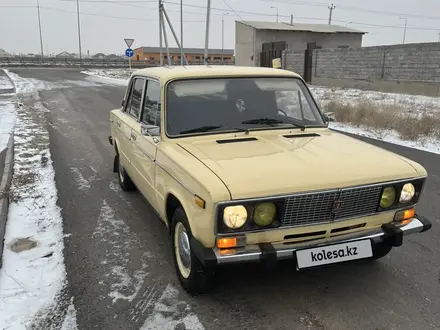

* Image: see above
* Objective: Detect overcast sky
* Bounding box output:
[1,0,440,55]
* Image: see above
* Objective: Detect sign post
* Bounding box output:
[124,38,135,73]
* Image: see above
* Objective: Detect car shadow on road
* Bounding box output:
[206,256,392,299]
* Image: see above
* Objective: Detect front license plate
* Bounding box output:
[296,239,373,269]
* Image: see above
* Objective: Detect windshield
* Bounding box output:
[165,77,325,136]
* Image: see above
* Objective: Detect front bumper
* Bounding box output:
[190,216,432,267]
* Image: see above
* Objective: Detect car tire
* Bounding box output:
[171,207,215,295]
[372,243,392,260]
[117,154,135,191]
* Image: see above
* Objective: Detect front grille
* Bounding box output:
[281,185,383,227]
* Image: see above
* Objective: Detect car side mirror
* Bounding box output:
[141,125,160,142]
[322,112,334,123]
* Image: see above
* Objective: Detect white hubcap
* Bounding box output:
[175,222,191,278]
[119,160,124,183]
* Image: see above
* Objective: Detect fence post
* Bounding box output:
[381,47,387,79]
[303,42,316,83]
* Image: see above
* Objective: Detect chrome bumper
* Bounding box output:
[191,216,432,267]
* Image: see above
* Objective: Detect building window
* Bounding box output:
[338,45,349,48]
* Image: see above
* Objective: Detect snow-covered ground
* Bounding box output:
[0,71,77,329]
[309,85,440,154]
[81,68,130,84]
[311,85,440,117]
[0,99,15,153]
[0,73,14,91]
[82,69,440,155]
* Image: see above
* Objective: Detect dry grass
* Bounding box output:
[324,100,440,141]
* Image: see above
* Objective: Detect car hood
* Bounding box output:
[178,130,424,200]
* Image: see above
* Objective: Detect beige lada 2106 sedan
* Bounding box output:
[109,66,432,295]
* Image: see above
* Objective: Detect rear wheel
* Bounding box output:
[171,207,215,295]
[117,154,135,191]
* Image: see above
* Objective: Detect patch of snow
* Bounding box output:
[140,284,204,330]
[61,299,79,330]
[310,85,440,118]
[93,200,149,303]
[0,100,16,153]
[0,72,77,329]
[329,122,440,155]
[6,71,40,97]
[70,167,91,191]
[109,180,132,206]
[0,73,14,90]
[81,69,129,85]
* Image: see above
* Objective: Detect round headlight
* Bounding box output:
[223,205,247,229]
[254,203,276,226]
[400,183,415,203]
[380,187,396,208]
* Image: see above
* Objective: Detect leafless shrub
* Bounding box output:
[398,115,440,141]
[323,100,440,142]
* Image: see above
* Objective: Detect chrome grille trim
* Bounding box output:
[281,185,383,227]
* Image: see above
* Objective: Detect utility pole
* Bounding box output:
[328,4,335,25]
[222,13,229,64]
[160,9,171,65]
[290,14,293,25]
[204,0,211,65]
[76,0,83,63]
[162,5,188,65]
[399,17,407,44]
[159,0,163,65]
[36,0,44,57]
[180,0,183,65]
[271,6,279,23]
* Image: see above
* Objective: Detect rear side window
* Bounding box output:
[126,78,145,119]
[141,80,161,126]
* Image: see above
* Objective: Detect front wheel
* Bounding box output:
[171,207,215,295]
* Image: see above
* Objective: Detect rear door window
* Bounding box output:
[141,80,161,127]
[126,78,145,119]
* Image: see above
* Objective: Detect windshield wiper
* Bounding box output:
[180,125,249,134]
[180,125,223,134]
[242,118,284,125]
[242,117,306,130]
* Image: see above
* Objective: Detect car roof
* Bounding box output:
[131,65,302,84]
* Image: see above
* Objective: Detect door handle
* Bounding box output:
[131,132,137,141]
[116,121,121,127]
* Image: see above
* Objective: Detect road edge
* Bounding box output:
[0,68,16,94]
[0,134,14,268]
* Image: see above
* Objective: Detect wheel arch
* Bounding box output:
[165,191,191,234]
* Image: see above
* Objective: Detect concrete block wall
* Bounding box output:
[282,50,305,76]
[310,42,440,82]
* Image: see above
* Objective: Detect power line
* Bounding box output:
[259,0,440,21]
[39,5,205,21]
[221,0,244,21]
[4,3,440,32]
[0,5,35,8]
[54,0,440,21]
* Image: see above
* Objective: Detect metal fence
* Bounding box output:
[0,57,235,68]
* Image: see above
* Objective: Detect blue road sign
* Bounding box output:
[125,48,134,58]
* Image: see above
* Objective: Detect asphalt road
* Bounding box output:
[10,68,440,330]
